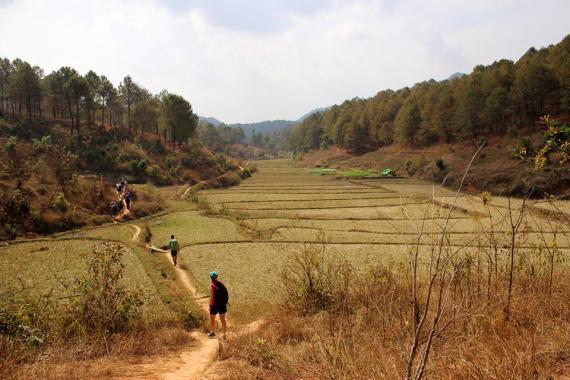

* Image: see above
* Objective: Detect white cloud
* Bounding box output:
[0,0,568,122]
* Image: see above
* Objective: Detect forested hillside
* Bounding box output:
[0,59,199,146]
[0,58,245,240]
[287,35,570,153]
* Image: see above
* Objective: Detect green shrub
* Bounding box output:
[413,154,426,169]
[148,164,160,178]
[141,222,152,243]
[64,243,143,335]
[50,192,69,213]
[129,159,148,177]
[168,165,181,180]
[180,154,193,169]
[218,173,241,187]
[89,215,111,226]
[404,159,413,175]
[512,138,533,161]
[32,160,49,183]
[132,202,163,218]
[1,190,31,237]
[4,136,17,155]
[238,168,252,179]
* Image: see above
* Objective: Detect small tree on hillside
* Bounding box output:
[158,92,198,148]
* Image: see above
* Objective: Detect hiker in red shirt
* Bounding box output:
[208,271,228,338]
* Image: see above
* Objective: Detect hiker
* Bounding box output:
[110,201,118,217]
[168,235,180,266]
[116,180,123,195]
[125,191,131,210]
[208,271,228,338]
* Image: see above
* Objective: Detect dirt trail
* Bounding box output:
[125,225,219,380]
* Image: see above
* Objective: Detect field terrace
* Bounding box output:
[187,159,570,321]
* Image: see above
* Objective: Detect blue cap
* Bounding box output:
[209,271,218,278]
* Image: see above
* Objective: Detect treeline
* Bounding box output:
[198,122,245,152]
[288,35,570,153]
[0,58,198,146]
[198,121,278,154]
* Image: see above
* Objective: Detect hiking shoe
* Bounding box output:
[207,332,216,338]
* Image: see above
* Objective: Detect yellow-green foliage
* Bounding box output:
[0,240,167,318]
[144,211,247,248]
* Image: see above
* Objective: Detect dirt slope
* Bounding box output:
[298,136,569,197]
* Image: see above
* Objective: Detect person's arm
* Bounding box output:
[210,284,215,306]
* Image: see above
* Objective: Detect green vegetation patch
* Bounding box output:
[144,211,248,247]
[305,167,338,175]
[0,240,168,318]
[342,168,380,177]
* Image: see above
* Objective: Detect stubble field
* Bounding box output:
[185,159,570,321]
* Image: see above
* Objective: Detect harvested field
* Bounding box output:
[232,204,467,220]
[270,227,568,247]
[142,211,247,247]
[0,240,168,317]
[191,158,570,322]
[183,239,570,320]
[223,197,420,210]
[197,192,399,203]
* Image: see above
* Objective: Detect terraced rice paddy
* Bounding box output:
[186,159,570,320]
[0,240,168,317]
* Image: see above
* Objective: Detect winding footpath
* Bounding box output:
[123,225,219,380]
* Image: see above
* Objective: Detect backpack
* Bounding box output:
[213,281,229,306]
[170,239,180,251]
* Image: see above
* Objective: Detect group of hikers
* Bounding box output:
[110,178,132,218]
[168,235,228,338]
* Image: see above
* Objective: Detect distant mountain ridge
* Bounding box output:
[198,116,223,126]
[227,119,292,137]
[447,72,466,80]
[198,105,331,137]
[297,106,331,122]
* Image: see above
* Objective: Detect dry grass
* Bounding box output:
[1,323,193,380]
[200,159,570,378]
[218,242,570,379]
[0,240,167,317]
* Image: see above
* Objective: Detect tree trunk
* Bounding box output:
[127,101,132,137]
[75,96,81,135]
[68,97,74,134]
[26,96,32,120]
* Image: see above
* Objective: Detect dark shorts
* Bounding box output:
[171,250,178,257]
[210,304,227,315]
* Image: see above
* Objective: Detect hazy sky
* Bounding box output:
[0,0,568,123]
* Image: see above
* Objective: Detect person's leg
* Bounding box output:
[209,313,216,336]
[220,313,227,337]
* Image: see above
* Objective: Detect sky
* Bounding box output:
[0,0,569,123]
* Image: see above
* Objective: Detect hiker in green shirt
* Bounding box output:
[169,235,180,266]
